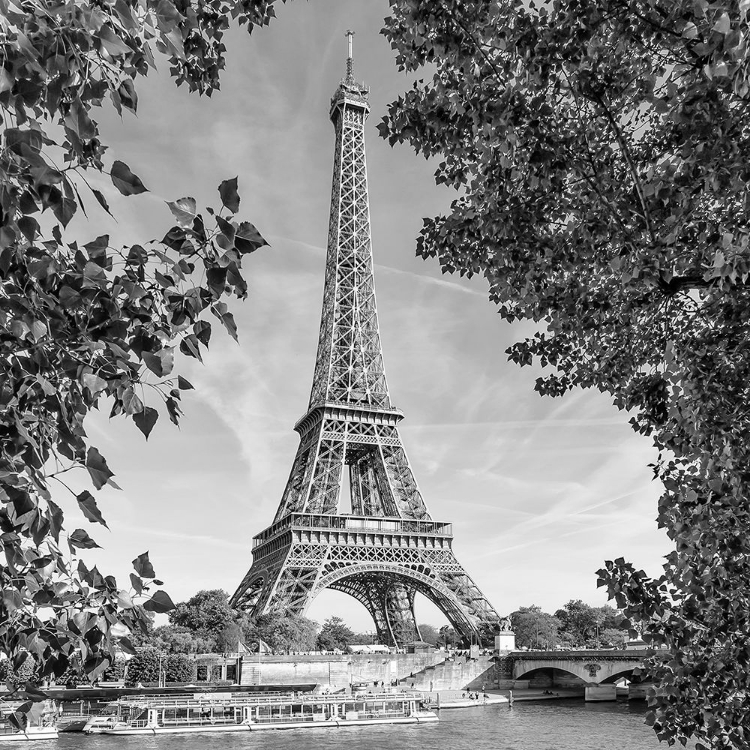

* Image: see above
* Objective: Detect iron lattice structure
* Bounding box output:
[231,39,501,646]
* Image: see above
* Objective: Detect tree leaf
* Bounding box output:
[116,590,134,609]
[129,573,143,596]
[82,372,107,397]
[111,160,148,196]
[3,589,23,614]
[64,99,96,141]
[234,221,267,254]
[143,348,174,377]
[122,387,144,415]
[177,376,194,390]
[167,197,197,228]
[143,589,175,614]
[17,216,39,243]
[165,396,182,425]
[713,12,731,34]
[85,447,114,490]
[68,528,100,550]
[133,406,158,439]
[77,491,108,528]
[98,25,132,57]
[92,189,113,216]
[117,636,136,654]
[132,551,156,579]
[83,655,112,682]
[218,177,240,213]
[220,310,238,341]
[8,703,32,730]
[47,499,64,542]
[19,684,48,703]
[118,78,138,113]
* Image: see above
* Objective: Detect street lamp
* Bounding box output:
[158,652,166,688]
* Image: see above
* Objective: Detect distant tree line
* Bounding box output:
[140,589,320,655]
[510,601,629,650]
[38,592,627,687]
[130,592,629,660]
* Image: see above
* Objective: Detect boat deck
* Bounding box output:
[85,690,438,735]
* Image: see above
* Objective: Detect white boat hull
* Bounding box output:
[96,712,439,735]
[252,712,439,731]
[99,723,252,735]
[0,728,58,742]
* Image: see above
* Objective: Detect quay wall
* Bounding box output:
[405,655,502,691]
[239,653,522,692]
[241,652,457,690]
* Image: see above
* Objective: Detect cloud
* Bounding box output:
[118,524,248,550]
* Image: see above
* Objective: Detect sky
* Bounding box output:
[55,0,671,632]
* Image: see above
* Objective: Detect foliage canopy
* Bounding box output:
[510,606,562,651]
[510,602,626,650]
[169,590,237,638]
[316,616,355,652]
[0,0,274,690]
[381,0,750,746]
[250,612,318,654]
[135,590,320,656]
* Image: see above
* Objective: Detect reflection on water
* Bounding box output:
[51,700,662,750]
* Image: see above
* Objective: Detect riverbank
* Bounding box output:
[421,687,585,709]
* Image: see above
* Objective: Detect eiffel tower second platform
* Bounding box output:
[231,36,502,646]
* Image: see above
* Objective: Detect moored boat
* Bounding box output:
[0,726,58,743]
[0,701,58,742]
[84,691,438,735]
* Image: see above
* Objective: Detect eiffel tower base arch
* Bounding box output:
[232,514,501,647]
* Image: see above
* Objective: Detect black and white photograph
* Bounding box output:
[0,0,746,747]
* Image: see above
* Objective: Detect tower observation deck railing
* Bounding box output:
[252,513,453,549]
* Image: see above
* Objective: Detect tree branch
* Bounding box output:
[589,91,656,245]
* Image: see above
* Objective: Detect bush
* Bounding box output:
[165,654,192,683]
[102,658,127,682]
[125,648,161,686]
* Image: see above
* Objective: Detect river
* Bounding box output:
[53,699,662,750]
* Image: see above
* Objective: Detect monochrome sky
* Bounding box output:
[59,0,671,631]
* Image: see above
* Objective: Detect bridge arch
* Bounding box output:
[599,667,642,684]
[514,666,585,688]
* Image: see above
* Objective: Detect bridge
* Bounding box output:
[512,648,650,683]
[509,648,654,700]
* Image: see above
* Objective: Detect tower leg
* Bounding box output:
[330,575,420,647]
[384,582,420,645]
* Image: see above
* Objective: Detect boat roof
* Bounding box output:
[111,691,423,709]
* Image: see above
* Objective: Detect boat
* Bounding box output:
[0,701,58,742]
[84,690,438,734]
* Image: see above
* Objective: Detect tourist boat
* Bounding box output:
[84,691,438,734]
[0,701,58,742]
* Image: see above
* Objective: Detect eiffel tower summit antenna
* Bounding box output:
[345,29,354,81]
[231,36,502,646]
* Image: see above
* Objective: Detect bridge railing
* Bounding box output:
[510,649,655,659]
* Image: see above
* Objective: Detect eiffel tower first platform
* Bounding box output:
[231,34,502,646]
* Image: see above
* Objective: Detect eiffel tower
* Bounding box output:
[231,33,501,646]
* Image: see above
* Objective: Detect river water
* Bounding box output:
[53,699,662,750]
